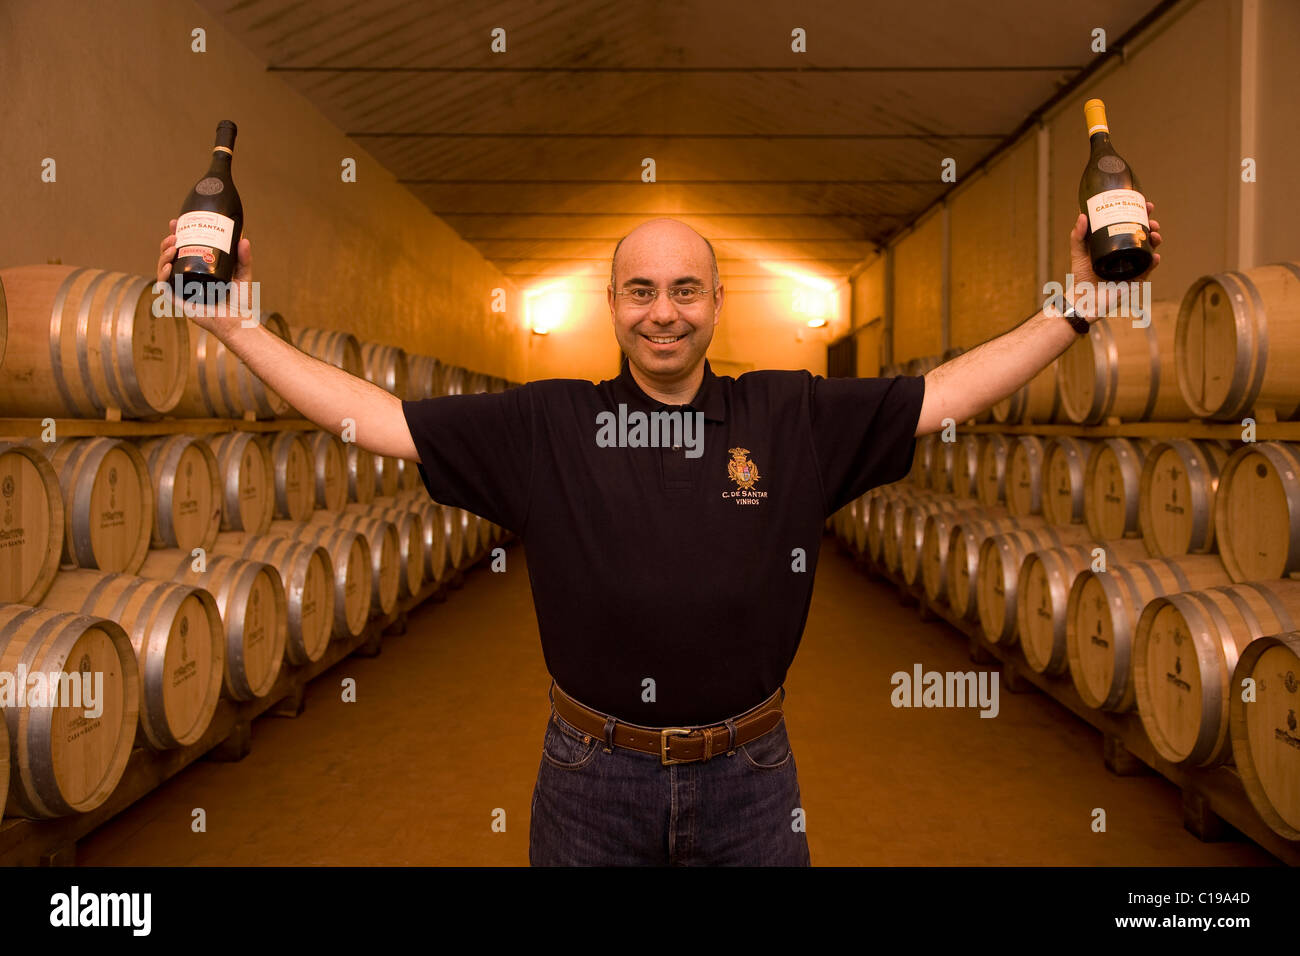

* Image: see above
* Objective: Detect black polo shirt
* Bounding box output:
[402,358,924,726]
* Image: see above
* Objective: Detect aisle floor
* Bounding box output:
[78,540,1278,866]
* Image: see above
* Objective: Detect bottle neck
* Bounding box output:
[208,148,233,173]
[1088,130,1112,150]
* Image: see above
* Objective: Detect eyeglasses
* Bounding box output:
[615,286,715,307]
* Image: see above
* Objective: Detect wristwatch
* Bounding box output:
[1059,298,1092,335]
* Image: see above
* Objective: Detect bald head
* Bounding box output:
[609,218,719,290]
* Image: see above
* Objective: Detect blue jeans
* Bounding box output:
[528,694,812,866]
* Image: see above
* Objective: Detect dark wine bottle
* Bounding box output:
[173,120,243,293]
[1078,99,1152,281]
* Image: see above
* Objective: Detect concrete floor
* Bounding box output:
[78,540,1278,866]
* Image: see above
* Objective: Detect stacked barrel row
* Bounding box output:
[0,424,505,822]
[0,265,517,825]
[0,264,522,418]
[0,264,519,559]
[884,260,1300,425]
[832,430,1300,843]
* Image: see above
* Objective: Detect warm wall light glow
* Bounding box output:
[759,261,840,327]
[524,282,573,335]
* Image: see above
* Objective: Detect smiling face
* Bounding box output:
[607,219,723,392]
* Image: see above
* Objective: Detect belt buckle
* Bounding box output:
[659,727,693,765]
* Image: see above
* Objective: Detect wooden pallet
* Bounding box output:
[843,541,1300,867]
[0,551,498,866]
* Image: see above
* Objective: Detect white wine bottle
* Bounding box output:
[1078,99,1152,281]
[173,120,243,293]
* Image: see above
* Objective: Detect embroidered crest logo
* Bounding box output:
[727,447,760,490]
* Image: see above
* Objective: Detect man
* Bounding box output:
[156,207,1160,866]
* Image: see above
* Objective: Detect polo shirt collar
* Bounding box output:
[613,357,726,423]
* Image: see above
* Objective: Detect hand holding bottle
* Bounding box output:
[157,220,254,337]
[1067,200,1162,320]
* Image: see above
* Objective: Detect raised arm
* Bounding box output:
[913,203,1162,436]
[157,222,418,461]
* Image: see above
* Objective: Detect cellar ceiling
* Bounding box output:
[198,0,1171,288]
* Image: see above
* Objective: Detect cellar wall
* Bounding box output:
[0,0,535,384]
[949,136,1040,353]
[891,211,945,363]
[855,0,1300,367]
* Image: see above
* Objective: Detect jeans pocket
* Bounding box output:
[541,713,600,770]
[740,716,792,770]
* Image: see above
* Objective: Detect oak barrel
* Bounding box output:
[407,354,443,400]
[345,443,377,505]
[945,514,1044,621]
[1057,302,1186,423]
[172,310,293,418]
[975,523,1093,645]
[211,532,334,665]
[975,434,1011,506]
[139,434,222,553]
[1175,261,1300,421]
[303,513,400,617]
[206,431,274,534]
[268,521,371,639]
[0,265,187,419]
[919,503,1006,604]
[1214,441,1300,582]
[1005,436,1047,517]
[1084,437,1153,541]
[0,441,64,605]
[1138,439,1230,557]
[300,430,347,512]
[347,500,425,598]
[1135,580,1300,767]
[0,604,138,818]
[1230,631,1300,839]
[991,361,1059,424]
[42,569,223,750]
[395,492,449,584]
[948,434,982,498]
[1066,554,1231,711]
[139,550,287,701]
[373,455,400,499]
[40,437,152,574]
[1042,437,1095,527]
[898,496,974,585]
[293,327,364,378]
[261,431,314,522]
[1016,539,1148,675]
[361,342,409,399]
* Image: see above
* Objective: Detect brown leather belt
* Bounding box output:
[549,681,785,766]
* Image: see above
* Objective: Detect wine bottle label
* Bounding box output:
[1107,223,1146,239]
[1086,188,1149,231]
[176,210,236,254]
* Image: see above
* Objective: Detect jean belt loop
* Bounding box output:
[725,718,738,756]
[602,716,617,754]
[702,726,713,762]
